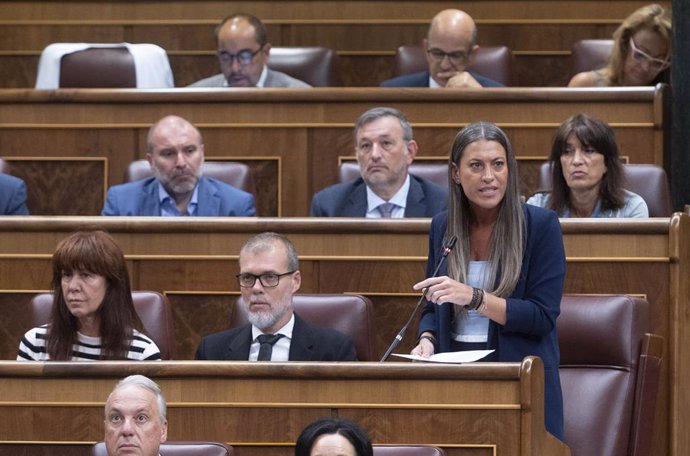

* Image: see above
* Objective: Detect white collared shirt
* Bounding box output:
[249,313,295,361]
[365,174,410,218]
[429,75,441,88]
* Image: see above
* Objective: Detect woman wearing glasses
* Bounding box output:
[568,4,671,87]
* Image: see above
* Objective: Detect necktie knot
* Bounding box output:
[378,202,396,218]
[256,333,284,361]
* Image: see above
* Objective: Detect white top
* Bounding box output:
[526,189,649,218]
[451,261,491,343]
[35,42,174,89]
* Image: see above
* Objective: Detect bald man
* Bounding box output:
[102,115,256,216]
[189,13,310,88]
[381,9,502,88]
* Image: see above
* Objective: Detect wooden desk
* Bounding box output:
[0,359,569,456]
[0,214,689,455]
[0,86,669,216]
[0,0,670,87]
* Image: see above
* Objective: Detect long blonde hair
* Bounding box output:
[446,122,525,298]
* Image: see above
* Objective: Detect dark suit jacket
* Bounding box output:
[195,313,357,361]
[380,70,503,87]
[0,173,29,215]
[418,205,565,439]
[101,176,256,216]
[309,175,447,217]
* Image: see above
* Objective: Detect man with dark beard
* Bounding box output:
[101,115,255,216]
[195,232,356,361]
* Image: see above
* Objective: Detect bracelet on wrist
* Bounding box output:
[417,334,436,346]
[469,287,482,310]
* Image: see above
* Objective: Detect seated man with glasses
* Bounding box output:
[195,232,357,361]
[189,12,311,88]
[381,9,502,88]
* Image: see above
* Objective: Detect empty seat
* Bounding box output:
[125,159,255,195]
[570,39,614,76]
[92,441,234,456]
[232,294,377,361]
[392,45,514,86]
[338,161,448,189]
[35,43,174,89]
[537,162,672,217]
[30,291,177,360]
[558,295,663,456]
[268,47,341,87]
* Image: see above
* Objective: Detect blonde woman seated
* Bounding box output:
[568,4,671,87]
[17,230,161,361]
[527,114,648,218]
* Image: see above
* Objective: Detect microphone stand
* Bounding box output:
[379,235,457,362]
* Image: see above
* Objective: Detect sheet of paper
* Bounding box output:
[391,349,494,363]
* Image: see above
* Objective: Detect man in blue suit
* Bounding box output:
[381,9,502,88]
[310,107,447,218]
[0,172,29,215]
[102,115,255,216]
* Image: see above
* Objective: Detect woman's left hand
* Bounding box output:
[414,276,473,307]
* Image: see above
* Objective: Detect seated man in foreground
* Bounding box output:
[310,107,447,217]
[104,375,167,456]
[102,115,256,216]
[196,232,357,361]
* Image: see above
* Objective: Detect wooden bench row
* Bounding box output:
[0,86,669,216]
[0,214,689,455]
[0,0,671,87]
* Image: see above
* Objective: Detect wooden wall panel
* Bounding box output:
[0,87,668,216]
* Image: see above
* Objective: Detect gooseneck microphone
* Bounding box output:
[379,235,458,362]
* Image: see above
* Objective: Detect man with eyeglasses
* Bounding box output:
[195,232,356,361]
[189,13,311,88]
[381,9,502,88]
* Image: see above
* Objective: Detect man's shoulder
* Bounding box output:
[0,173,24,189]
[107,177,155,195]
[313,179,362,199]
[410,174,447,197]
[188,74,226,87]
[310,179,365,216]
[265,68,312,88]
[380,71,429,87]
[199,176,253,198]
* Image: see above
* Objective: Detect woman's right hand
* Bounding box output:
[411,336,435,358]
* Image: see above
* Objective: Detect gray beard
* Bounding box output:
[247,309,282,331]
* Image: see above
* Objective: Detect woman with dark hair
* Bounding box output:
[411,122,565,439]
[568,4,671,87]
[527,114,648,217]
[17,230,160,361]
[295,417,373,456]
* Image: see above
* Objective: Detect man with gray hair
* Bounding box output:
[310,107,447,217]
[195,232,356,361]
[104,375,168,456]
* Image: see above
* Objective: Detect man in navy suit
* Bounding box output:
[381,9,502,88]
[195,232,356,361]
[310,107,447,218]
[102,115,255,216]
[0,172,29,215]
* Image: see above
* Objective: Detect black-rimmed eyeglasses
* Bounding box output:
[236,271,296,288]
[217,45,264,66]
[426,48,469,65]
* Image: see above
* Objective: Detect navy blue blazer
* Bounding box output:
[101,176,256,216]
[310,175,447,217]
[381,70,503,88]
[195,313,357,361]
[418,205,565,439]
[0,173,29,215]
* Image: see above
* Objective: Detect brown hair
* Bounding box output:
[46,230,143,360]
[547,114,626,214]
